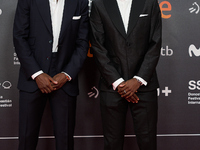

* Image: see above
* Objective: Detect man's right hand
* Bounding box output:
[125,93,139,103]
[117,81,139,103]
[35,73,58,94]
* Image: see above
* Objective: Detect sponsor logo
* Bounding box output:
[0,81,13,107]
[157,87,172,96]
[188,80,200,90]
[0,96,12,108]
[159,1,172,19]
[188,80,200,104]
[189,44,200,57]
[161,46,173,56]
[189,2,199,14]
[0,81,12,89]
[14,52,20,65]
[88,86,99,98]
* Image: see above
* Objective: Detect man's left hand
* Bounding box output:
[118,78,141,99]
[52,73,68,90]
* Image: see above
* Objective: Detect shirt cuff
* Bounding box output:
[31,70,44,80]
[112,78,125,91]
[61,72,72,81]
[133,76,147,86]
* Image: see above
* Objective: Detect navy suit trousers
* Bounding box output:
[18,53,77,150]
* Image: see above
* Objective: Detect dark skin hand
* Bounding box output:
[117,81,139,103]
[51,73,68,90]
[117,78,141,103]
[35,73,58,94]
[125,93,139,103]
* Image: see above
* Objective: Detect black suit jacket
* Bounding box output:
[90,0,162,92]
[13,0,89,96]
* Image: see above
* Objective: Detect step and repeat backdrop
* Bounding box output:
[0,0,200,149]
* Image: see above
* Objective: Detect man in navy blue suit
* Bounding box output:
[13,0,89,149]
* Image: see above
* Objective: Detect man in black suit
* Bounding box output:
[13,0,89,149]
[90,0,161,149]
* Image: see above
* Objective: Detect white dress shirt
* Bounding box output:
[112,0,147,90]
[49,0,65,53]
[32,0,71,80]
[116,0,132,33]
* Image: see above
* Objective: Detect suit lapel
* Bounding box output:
[59,0,78,41]
[103,0,127,38]
[36,0,52,34]
[127,0,146,36]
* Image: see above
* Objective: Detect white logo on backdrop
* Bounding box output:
[188,80,200,104]
[1,81,12,89]
[88,86,99,98]
[189,2,199,14]
[188,80,200,90]
[157,87,172,97]
[161,46,173,56]
[162,87,172,96]
[0,9,2,15]
[189,44,200,57]
[0,95,12,108]
[14,52,20,65]
[157,88,160,96]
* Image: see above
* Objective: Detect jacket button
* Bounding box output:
[46,57,50,60]
[49,40,53,44]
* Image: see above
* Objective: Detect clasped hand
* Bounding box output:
[35,73,68,94]
[117,78,141,103]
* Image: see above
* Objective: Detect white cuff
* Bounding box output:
[61,72,72,81]
[112,78,125,91]
[31,70,44,80]
[133,76,147,86]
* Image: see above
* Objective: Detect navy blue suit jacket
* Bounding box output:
[13,0,89,96]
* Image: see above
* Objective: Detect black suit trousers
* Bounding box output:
[100,90,158,150]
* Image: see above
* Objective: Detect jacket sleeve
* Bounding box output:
[62,0,89,79]
[136,0,162,83]
[13,0,42,79]
[90,1,122,86]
